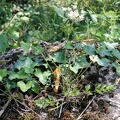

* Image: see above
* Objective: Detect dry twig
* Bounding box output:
[76,95,96,120]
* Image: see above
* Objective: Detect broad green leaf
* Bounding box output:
[53,5,65,18]
[104,42,119,50]
[9,70,28,80]
[98,50,113,57]
[24,67,34,74]
[0,34,8,52]
[21,16,29,23]
[83,44,95,55]
[10,30,20,40]
[32,83,40,94]
[85,85,91,91]
[36,98,49,108]
[17,81,34,92]
[77,56,89,68]
[24,57,34,68]
[112,49,120,59]
[70,56,89,73]
[20,42,31,52]
[14,60,24,70]
[0,69,8,82]
[49,51,66,63]
[23,57,37,73]
[0,69,8,77]
[64,41,73,49]
[91,14,97,22]
[70,63,80,74]
[0,76,2,82]
[116,66,120,76]
[96,57,110,66]
[34,69,51,85]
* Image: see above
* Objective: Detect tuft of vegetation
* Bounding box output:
[0,0,120,119]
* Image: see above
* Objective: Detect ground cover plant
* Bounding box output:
[0,0,120,119]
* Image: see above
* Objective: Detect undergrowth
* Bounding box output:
[0,0,120,113]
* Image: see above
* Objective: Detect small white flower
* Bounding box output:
[89,55,99,63]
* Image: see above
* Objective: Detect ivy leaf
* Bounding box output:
[17,81,34,92]
[34,69,51,85]
[64,41,73,49]
[9,70,28,80]
[49,51,66,63]
[24,57,37,68]
[31,82,40,94]
[14,60,24,70]
[96,57,110,66]
[23,57,37,73]
[98,50,113,57]
[116,66,120,76]
[36,98,49,108]
[20,42,31,52]
[70,56,89,73]
[0,69,8,82]
[104,42,119,50]
[112,49,120,59]
[83,44,95,55]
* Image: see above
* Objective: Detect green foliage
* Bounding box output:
[0,69,8,82]
[35,95,55,108]
[94,83,116,95]
[0,0,120,109]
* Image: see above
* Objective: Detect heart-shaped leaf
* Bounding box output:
[17,81,34,92]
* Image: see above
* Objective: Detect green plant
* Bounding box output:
[0,0,120,109]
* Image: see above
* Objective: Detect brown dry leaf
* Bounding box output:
[47,42,66,53]
[53,66,61,93]
[82,39,95,44]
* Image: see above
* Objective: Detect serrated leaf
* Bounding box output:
[34,69,51,85]
[83,44,95,55]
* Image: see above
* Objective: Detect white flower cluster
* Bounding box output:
[62,6,85,22]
